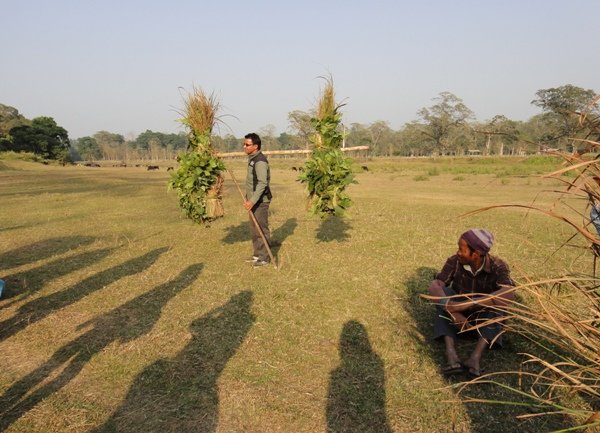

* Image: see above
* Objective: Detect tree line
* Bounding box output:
[1,84,598,161]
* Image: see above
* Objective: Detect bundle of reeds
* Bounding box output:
[299,77,356,217]
[168,86,226,225]
[455,98,600,431]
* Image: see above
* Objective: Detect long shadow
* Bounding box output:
[317,216,351,243]
[1,247,116,306]
[326,320,392,433]
[0,236,95,271]
[402,267,571,432]
[0,263,204,432]
[221,218,297,256]
[271,218,297,244]
[0,247,168,342]
[270,217,298,256]
[221,221,251,244]
[91,290,255,433]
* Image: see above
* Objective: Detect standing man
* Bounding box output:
[243,133,272,267]
[427,229,515,378]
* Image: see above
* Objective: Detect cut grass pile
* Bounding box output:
[0,156,591,432]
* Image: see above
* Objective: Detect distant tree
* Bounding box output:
[214,134,240,152]
[76,136,102,160]
[531,84,598,150]
[345,123,371,149]
[287,110,313,149]
[94,131,125,160]
[8,116,70,160]
[258,124,278,150]
[277,132,295,150]
[135,130,187,152]
[0,103,29,138]
[417,92,474,155]
[367,121,394,156]
[473,115,520,155]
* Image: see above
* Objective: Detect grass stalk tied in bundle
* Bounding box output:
[299,76,356,218]
[455,99,600,431]
[168,86,226,225]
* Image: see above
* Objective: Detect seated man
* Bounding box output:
[427,229,515,377]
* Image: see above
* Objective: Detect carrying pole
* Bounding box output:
[227,169,277,268]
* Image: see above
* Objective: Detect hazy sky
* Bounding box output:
[2,0,598,140]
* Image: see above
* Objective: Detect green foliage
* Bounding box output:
[168,150,226,225]
[310,111,344,150]
[5,116,70,160]
[300,77,356,218]
[299,148,356,217]
[134,130,187,151]
[76,136,102,161]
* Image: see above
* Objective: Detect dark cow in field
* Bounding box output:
[361,165,369,172]
[84,162,101,167]
[167,166,174,171]
[147,165,159,171]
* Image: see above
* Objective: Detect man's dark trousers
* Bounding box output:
[250,202,270,261]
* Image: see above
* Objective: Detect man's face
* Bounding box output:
[457,238,477,266]
[243,138,257,155]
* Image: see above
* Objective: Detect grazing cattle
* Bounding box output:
[135,164,141,167]
[167,166,174,171]
[147,165,159,171]
[291,166,298,171]
[361,165,369,172]
[298,166,304,172]
[84,162,101,167]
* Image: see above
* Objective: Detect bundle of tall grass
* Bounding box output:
[299,77,356,217]
[455,98,600,431]
[168,87,226,225]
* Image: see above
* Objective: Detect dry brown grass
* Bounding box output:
[0,155,594,432]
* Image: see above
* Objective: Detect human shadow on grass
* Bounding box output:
[326,320,392,433]
[1,247,116,307]
[402,267,572,433]
[221,221,251,244]
[221,218,297,253]
[270,217,297,256]
[0,247,168,343]
[0,263,203,432]
[91,290,255,433]
[0,236,95,271]
[317,216,351,243]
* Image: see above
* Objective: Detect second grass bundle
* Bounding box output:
[299,77,356,218]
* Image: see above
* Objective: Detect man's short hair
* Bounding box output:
[245,133,261,150]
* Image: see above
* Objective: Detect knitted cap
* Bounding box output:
[460,229,494,254]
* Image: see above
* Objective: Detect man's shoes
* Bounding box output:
[252,259,270,267]
[245,256,259,263]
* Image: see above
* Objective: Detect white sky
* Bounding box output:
[1,0,598,139]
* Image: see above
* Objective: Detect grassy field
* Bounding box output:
[0,156,592,432]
